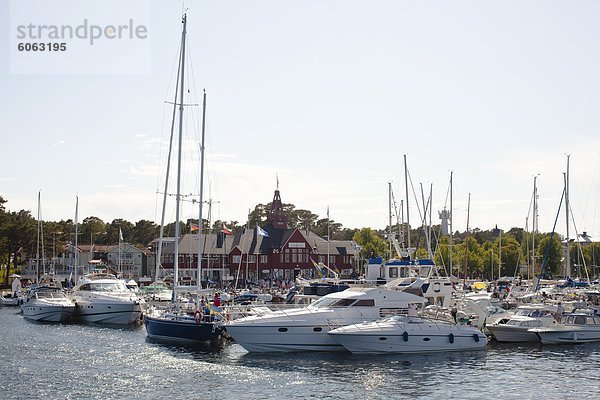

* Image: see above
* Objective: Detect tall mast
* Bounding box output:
[36,191,41,282]
[173,13,187,291]
[464,193,471,283]
[564,155,571,278]
[428,183,433,258]
[449,171,453,277]
[74,195,79,284]
[388,182,393,259]
[532,175,538,280]
[197,89,207,289]
[404,154,410,250]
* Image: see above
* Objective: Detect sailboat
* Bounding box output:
[21,191,75,322]
[144,13,223,344]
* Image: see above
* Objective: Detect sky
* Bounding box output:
[1,0,600,240]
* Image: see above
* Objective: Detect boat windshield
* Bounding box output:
[35,291,64,299]
[515,308,553,318]
[79,282,127,292]
[309,296,359,309]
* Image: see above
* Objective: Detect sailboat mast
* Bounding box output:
[449,171,453,277]
[36,191,41,282]
[173,13,187,290]
[74,195,79,284]
[564,155,571,278]
[464,193,470,284]
[404,154,410,250]
[197,90,207,289]
[532,175,537,280]
[388,182,393,259]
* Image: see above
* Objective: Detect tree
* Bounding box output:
[290,209,318,232]
[2,209,36,284]
[80,216,106,245]
[211,220,241,234]
[497,233,522,277]
[352,228,386,259]
[133,219,158,248]
[536,234,563,277]
[106,219,135,244]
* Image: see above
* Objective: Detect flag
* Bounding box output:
[119,228,123,241]
[222,224,233,235]
[257,225,269,237]
[190,224,199,232]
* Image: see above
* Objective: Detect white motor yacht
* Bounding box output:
[486,304,559,342]
[21,286,75,322]
[224,286,426,353]
[70,273,143,325]
[328,315,488,354]
[530,310,600,344]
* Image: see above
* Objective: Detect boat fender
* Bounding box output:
[402,331,409,342]
[194,309,203,324]
[448,333,454,344]
[473,334,480,342]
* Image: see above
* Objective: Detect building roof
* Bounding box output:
[162,228,357,256]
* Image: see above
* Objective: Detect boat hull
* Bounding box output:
[224,323,344,353]
[144,315,222,344]
[534,328,600,344]
[487,325,540,342]
[1,297,21,306]
[73,300,142,325]
[329,318,488,354]
[21,304,75,322]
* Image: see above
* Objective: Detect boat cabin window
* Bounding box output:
[330,298,357,307]
[586,317,597,325]
[79,284,92,291]
[352,299,375,307]
[389,267,398,279]
[310,296,358,309]
[573,316,586,325]
[530,310,542,317]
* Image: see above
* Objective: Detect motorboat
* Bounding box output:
[20,286,75,322]
[224,286,427,353]
[453,291,512,334]
[328,315,488,354]
[530,310,600,344]
[486,304,559,342]
[70,273,143,325]
[1,293,21,306]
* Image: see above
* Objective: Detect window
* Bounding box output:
[232,255,241,264]
[260,255,268,264]
[389,267,398,278]
[352,299,375,307]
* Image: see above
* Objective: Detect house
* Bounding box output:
[156,188,358,285]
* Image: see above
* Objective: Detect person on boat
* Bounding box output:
[213,292,221,307]
[555,302,564,322]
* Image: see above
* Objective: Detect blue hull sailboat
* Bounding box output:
[144,313,222,344]
[143,13,222,344]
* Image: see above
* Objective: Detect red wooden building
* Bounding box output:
[156,189,358,285]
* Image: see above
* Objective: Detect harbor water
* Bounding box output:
[1,307,598,400]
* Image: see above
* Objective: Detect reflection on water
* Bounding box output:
[2,307,600,400]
